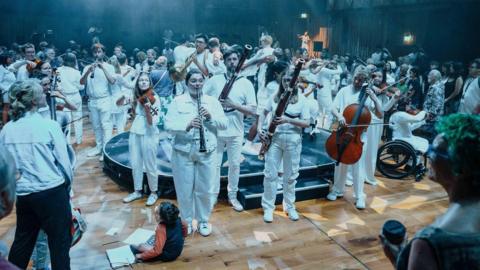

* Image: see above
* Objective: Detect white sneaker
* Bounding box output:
[286,208,299,221]
[145,193,158,206]
[99,155,104,162]
[186,223,193,235]
[123,191,142,203]
[263,209,273,223]
[345,180,353,186]
[326,190,344,201]
[87,147,101,157]
[242,142,260,155]
[229,198,244,212]
[365,178,378,186]
[198,222,212,237]
[356,196,366,210]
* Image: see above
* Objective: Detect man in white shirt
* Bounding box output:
[80,43,116,160]
[458,59,480,114]
[203,50,257,212]
[326,70,383,209]
[173,36,196,66]
[58,53,84,145]
[1,55,16,125]
[8,43,36,81]
[241,35,275,154]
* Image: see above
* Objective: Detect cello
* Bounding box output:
[325,77,372,165]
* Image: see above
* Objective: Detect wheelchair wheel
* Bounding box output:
[377,140,417,179]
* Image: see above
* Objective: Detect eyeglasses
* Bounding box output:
[426,145,450,161]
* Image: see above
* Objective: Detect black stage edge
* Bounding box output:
[103,131,334,209]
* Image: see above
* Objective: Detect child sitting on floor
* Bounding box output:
[130,201,187,262]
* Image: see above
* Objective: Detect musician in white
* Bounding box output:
[191,34,226,77]
[123,73,162,206]
[203,50,257,212]
[242,35,275,154]
[165,69,227,236]
[80,43,116,161]
[326,70,383,209]
[57,53,84,144]
[258,70,310,223]
[108,55,135,133]
[114,53,136,131]
[310,59,343,129]
[173,36,195,65]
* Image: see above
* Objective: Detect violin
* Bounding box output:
[26,58,43,73]
[325,81,372,165]
[138,88,156,105]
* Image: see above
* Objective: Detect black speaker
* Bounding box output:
[313,41,323,52]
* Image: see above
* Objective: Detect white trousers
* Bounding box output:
[317,94,333,129]
[65,93,83,144]
[331,145,367,199]
[129,133,159,192]
[215,136,243,200]
[88,98,112,151]
[363,121,383,182]
[262,133,302,211]
[172,148,217,224]
[112,111,127,133]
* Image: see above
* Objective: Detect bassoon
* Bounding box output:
[218,44,253,101]
[258,59,305,160]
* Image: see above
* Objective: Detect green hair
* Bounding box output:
[435,113,480,178]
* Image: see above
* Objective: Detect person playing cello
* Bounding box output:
[326,69,383,209]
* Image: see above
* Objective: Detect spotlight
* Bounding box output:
[403,32,415,45]
[300,13,308,19]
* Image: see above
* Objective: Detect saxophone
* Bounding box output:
[169,51,197,82]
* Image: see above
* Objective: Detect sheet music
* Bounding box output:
[123,228,154,246]
[105,245,135,269]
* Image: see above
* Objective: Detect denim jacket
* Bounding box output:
[165,93,227,153]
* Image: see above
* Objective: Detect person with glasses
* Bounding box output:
[381,113,480,269]
[458,58,480,114]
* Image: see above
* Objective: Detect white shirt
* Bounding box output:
[0,112,73,195]
[315,66,343,98]
[333,85,376,141]
[57,66,83,95]
[82,62,115,99]
[8,60,29,81]
[257,81,279,111]
[203,74,256,137]
[0,65,16,103]
[173,45,196,65]
[165,93,228,153]
[458,77,480,114]
[264,93,310,134]
[389,111,428,153]
[130,93,161,136]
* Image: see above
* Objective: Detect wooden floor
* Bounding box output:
[0,115,448,270]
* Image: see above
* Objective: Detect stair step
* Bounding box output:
[237,177,330,210]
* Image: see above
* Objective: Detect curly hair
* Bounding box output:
[435,113,480,180]
[158,201,179,225]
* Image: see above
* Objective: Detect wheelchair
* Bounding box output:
[376,117,430,181]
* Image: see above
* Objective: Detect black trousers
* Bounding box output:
[8,184,72,270]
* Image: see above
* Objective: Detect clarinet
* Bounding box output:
[258,59,305,160]
[196,88,207,152]
[49,70,59,121]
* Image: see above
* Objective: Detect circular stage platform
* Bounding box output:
[103,131,335,206]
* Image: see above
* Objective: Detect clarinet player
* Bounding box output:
[165,69,227,237]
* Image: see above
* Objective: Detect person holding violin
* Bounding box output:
[7,43,37,81]
[123,72,162,206]
[79,43,116,161]
[326,70,384,209]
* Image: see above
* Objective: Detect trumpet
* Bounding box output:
[169,51,197,82]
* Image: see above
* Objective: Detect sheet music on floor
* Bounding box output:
[105,245,135,269]
[123,228,154,246]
